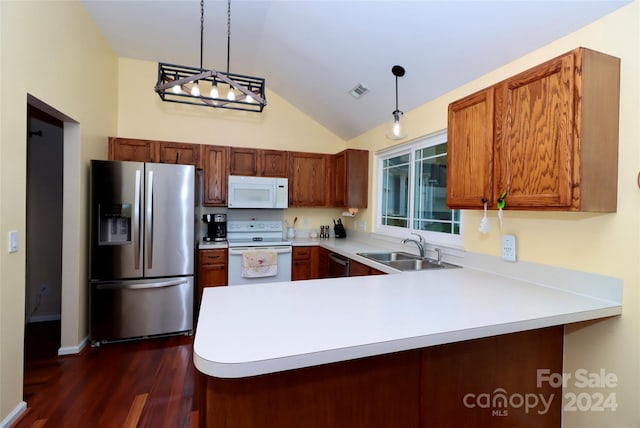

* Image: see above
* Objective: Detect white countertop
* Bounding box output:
[193,235,622,379]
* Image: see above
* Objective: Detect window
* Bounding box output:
[376,130,461,246]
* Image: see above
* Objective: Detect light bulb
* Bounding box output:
[227,87,236,101]
[191,81,200,97]
[171,84,182,94]
[386,110,407,140]
[210,82,219,98]
[392,119,401,137]
[246,92,254,103]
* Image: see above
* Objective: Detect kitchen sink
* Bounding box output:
[357,252,461,271]
[356,251,421,262]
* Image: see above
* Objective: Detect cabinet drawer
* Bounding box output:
[200,249,228,265]
[293,247,311,260]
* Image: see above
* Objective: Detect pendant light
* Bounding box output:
[154,0,266,113]
[386,65,407,140]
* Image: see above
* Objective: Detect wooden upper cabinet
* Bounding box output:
[201,145,229,206]
[333,149,369,208]
[495,52,574,209]
[289,152,330,207]
[259,150,288,177]
[447,47,620,212]
[109,138,199,167]
[229,147,258,176]
[158,141,200,167]
[446,88,494,209]
[229,148,288,177]
[109,137,157,162]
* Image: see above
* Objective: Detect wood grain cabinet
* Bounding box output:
[259,150,288,177]
[289,152,331,207]
[333,149,369,208]
[349,259,385,277]
[109,137,158,162]
[292,246,314,281]
[198,248,228,292]
[109,137,200,167]
[229,147,258,176]
[447,47,620,212]
[158,141,200,166]
[201,145,229,206]
[446,88,495,208]
[229,148,288,177]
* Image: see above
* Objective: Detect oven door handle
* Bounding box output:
[228,247,292,255]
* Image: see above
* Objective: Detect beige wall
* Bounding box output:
[1,1,638,426]
[350,3,639,427]
[0,0,118,421]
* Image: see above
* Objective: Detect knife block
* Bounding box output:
[334,223,347,238]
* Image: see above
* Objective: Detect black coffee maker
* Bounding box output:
[202,213,227,242]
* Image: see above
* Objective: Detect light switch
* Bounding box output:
[8,230,18,253]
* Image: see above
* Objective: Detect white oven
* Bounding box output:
[226,220,292,286]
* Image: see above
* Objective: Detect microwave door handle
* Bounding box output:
[134,169,142,270]
[146,170,154,269]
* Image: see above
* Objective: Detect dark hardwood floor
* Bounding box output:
[15,329,198,428]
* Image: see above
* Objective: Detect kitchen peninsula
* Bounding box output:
[193,238,622,427]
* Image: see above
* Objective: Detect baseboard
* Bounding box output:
[0,401,26,428]
[28,314,61,323]
[58,335,89,356]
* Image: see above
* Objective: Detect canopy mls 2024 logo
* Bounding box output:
[462,368,618,417]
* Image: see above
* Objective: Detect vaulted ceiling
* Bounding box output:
[81,0,630,140]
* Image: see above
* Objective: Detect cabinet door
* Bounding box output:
[446,88,494,208]
[259,150,288,177]
[318,247,329,279]
[199,249,228,287]
[349,259,385,276]
[158,141,200,166]
[230,147,258,176]
[289,152,329,207]
[109,137,157,162]
[201,145,229,206]
[334,149,368,208]
[495,52,574,208]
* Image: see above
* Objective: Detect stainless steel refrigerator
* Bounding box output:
[89,160,195,344]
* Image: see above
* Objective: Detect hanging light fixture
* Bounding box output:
[154,0,266,113]
[386,65,407,140]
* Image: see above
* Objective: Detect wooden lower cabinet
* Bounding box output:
[199,326,563,427]
[292,246,320,281]
[349,259,385,276]
[198,249,228,305]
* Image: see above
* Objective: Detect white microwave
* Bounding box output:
[227,175,288,209]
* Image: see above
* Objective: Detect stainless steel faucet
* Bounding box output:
[402,232,426,258]
[434,248,442,264]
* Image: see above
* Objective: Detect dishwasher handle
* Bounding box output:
[328,252,349,266]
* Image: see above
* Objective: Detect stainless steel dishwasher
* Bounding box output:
[328,252,350,277]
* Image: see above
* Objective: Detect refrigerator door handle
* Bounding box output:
[94,278,189,290]
[134,169,142,270]
[146,169,154,269]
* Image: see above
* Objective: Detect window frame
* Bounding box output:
[374,130,463,248]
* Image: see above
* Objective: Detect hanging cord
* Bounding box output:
[394,75,399,112]
[199,0,204,70]
[226,0,231,74]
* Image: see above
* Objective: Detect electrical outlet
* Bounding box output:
[501,234,517,262]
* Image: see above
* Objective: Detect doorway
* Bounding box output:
[24,105,63,362]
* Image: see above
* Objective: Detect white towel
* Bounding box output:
[241,250,278,278]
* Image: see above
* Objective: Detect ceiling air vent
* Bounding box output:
[349,83,370,99]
